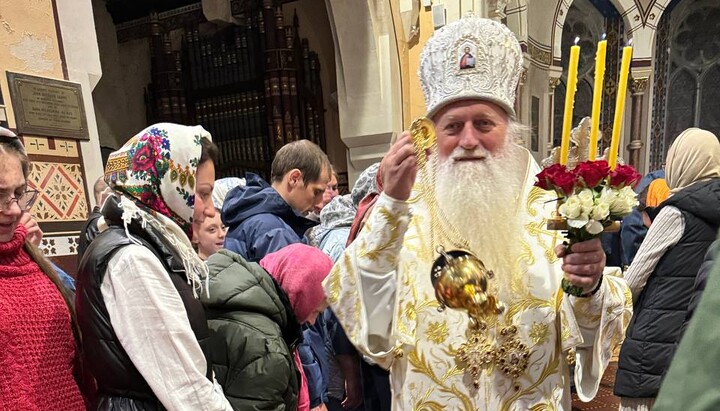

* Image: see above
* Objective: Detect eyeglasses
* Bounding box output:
[1,190,39,211]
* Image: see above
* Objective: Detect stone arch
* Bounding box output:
[506,0,528,43]
[551,0,635,61]
[324,0,403,181]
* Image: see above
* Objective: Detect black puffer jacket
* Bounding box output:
[202,250,303,410]
[615,179,720,398]
[77,196,212,410]
[679,237,720,337]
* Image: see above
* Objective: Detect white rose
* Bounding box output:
[585,219,604,235]
[578,189,595,214]
[591,201,610,220]
[611,186,639,216]
[559,195,583,219]
[600,186,617,205]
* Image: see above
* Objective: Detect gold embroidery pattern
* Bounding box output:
[425,321,450,344]
[408,349,475,411]
[529,322,550,345]
[359,206,402,262]
[500,345,561,411]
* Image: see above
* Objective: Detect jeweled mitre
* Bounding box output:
[419,16,523,117]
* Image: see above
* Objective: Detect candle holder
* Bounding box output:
[536,124,641,296]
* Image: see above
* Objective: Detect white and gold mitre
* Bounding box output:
[419,16,523,118]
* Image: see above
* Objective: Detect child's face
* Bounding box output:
[194,212,226,259]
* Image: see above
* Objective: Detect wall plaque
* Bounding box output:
[7,72,89,140]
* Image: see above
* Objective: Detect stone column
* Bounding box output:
[547,76,561,157]
[628,75,649,168]
[515,66,528,122]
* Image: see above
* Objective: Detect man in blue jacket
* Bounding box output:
[222,139,332,409]
[222,139,331,262]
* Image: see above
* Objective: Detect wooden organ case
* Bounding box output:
[117,0,327,180]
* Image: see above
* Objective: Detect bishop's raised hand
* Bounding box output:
[381,131,417,201]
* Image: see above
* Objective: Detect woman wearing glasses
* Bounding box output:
[0,129,85,409]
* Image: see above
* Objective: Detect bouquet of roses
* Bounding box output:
[534,160,641,295]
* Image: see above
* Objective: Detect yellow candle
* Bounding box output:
[589,39,607,161]
[560,40,580,165]
[608,44,633,169]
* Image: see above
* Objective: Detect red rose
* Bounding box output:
[609,164,642,188]
[553,171,577,196]
[535,164,567,190]
[575,160,610,188]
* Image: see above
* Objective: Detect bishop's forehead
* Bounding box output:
[419,17,524,118]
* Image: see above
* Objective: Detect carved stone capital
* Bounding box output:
[487,0,508,22]
[549,77,561,92]
[631,77,650,94]
[519,67,528,86]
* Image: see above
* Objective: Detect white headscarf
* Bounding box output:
[665,128,720,194]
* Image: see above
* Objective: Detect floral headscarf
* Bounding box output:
[105,123,212,296]
[105,123,209,236]
[351,162,380,208]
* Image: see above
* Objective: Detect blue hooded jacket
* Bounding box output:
[222,173,317,263]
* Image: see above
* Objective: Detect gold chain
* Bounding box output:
[410,118,471,251]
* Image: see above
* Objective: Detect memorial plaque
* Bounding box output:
[7,72,89,140]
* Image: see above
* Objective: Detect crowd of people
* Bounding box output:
[1,15,719,411]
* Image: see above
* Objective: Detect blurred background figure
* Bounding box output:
[78,176,110,263]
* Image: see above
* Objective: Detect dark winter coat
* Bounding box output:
[203,250,303,410]
[615,179,720,398]
[77,196,212,410]
[222,173,316,262]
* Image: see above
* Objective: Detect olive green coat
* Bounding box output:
[203,250,302,410]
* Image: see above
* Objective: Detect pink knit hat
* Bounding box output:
[260,243,333,322]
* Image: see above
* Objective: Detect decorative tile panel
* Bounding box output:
[27,162,88,222]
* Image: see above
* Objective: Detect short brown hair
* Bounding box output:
[199,137,219,165]
[271,140,330,184]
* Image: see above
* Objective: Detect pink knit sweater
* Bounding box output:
[0,225,85,410]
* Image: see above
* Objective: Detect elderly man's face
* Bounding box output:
[432,100,509,161]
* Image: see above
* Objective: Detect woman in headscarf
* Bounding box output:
[614,127,720,411]
[0,129,85,410]
[202,243,333,410]
[76,123,232,410]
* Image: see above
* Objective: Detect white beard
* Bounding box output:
[433,142,528,301]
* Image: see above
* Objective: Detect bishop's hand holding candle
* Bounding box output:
[536,36,641,296]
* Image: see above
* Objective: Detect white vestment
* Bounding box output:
[324,151,632,410]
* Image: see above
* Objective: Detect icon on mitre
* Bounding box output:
[459,44,477,70]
